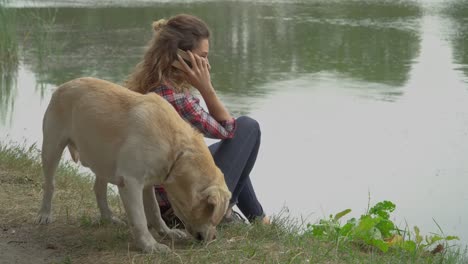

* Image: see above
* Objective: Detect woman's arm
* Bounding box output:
[198,84,232,122]
[151,86,236,139]
[177,51,232,122]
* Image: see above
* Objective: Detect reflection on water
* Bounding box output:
[12,1,423,103]
[445,1,468,82]
[1,0,468,245]
[0,65,17,127]
[0,3,18,126]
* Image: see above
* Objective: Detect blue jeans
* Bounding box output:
[208,116,265,222]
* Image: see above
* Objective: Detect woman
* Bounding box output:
[125,14,269,225]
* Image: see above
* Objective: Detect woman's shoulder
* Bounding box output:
[149,83,172,94]
[151,83,199,105]
[151,82,190,95]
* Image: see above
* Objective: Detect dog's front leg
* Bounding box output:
[118,178,170,253]
[143,186,187,240]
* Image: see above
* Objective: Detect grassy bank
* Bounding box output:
[0,142,467,264]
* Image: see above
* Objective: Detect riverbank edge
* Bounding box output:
[0,142,466,264]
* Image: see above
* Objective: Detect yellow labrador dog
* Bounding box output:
[36,77,231,252]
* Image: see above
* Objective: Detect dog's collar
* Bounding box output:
[163,151,184,183]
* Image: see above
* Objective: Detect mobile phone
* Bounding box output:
[177,49,192,68]
[172,49,192,71]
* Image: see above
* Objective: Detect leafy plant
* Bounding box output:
[306,200,459,254]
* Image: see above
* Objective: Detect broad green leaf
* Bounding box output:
[369,201,396,220]
[401,240,417,253]
[372,239,389,252]
[445,236,459,241]
[340,222,355,237]
[356,215,378,234]
[429,235,443,245]
[334,209,351,221]
[312,228,324,237]
[376,219,395,238]
[311,225,325,237]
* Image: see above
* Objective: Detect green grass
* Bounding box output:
[0,141,467,263]
[306,200,461,256]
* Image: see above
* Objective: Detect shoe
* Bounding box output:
[161,207,184,228]
[220,210,246,225]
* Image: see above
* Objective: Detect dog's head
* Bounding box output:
[163,144,231,242]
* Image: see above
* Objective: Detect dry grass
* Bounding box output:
[0,142,466,264]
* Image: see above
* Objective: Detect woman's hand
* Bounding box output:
[177,50,232,122]
[177,51,214,96]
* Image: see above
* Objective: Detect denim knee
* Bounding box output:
[236,116,260,134]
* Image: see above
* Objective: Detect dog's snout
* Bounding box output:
[196,232,203,241]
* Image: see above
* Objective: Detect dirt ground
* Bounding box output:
[0,167,193,264]
[0,225,63,264]
[0,168,130,264]
[0,168,70,264]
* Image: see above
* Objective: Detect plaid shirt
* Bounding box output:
[150,84,236,139]
[155,185,171,209]
[150,83,236,208]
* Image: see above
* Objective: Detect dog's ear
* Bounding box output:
[203,186,231,225]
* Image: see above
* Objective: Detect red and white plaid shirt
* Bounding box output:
[150,84,236,139]
[150,83,236,208]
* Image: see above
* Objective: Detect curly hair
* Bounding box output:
[125,14,211,94]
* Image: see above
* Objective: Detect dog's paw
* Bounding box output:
[141,240,171,253]
[110,216,127,226]
[166,229,187,240]
[137,233,171,253]
[100,216,126,226]
[35,213,53,225]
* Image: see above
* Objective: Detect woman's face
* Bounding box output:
[192,38,209,60]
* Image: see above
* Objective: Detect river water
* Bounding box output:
[1,0,467,245]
